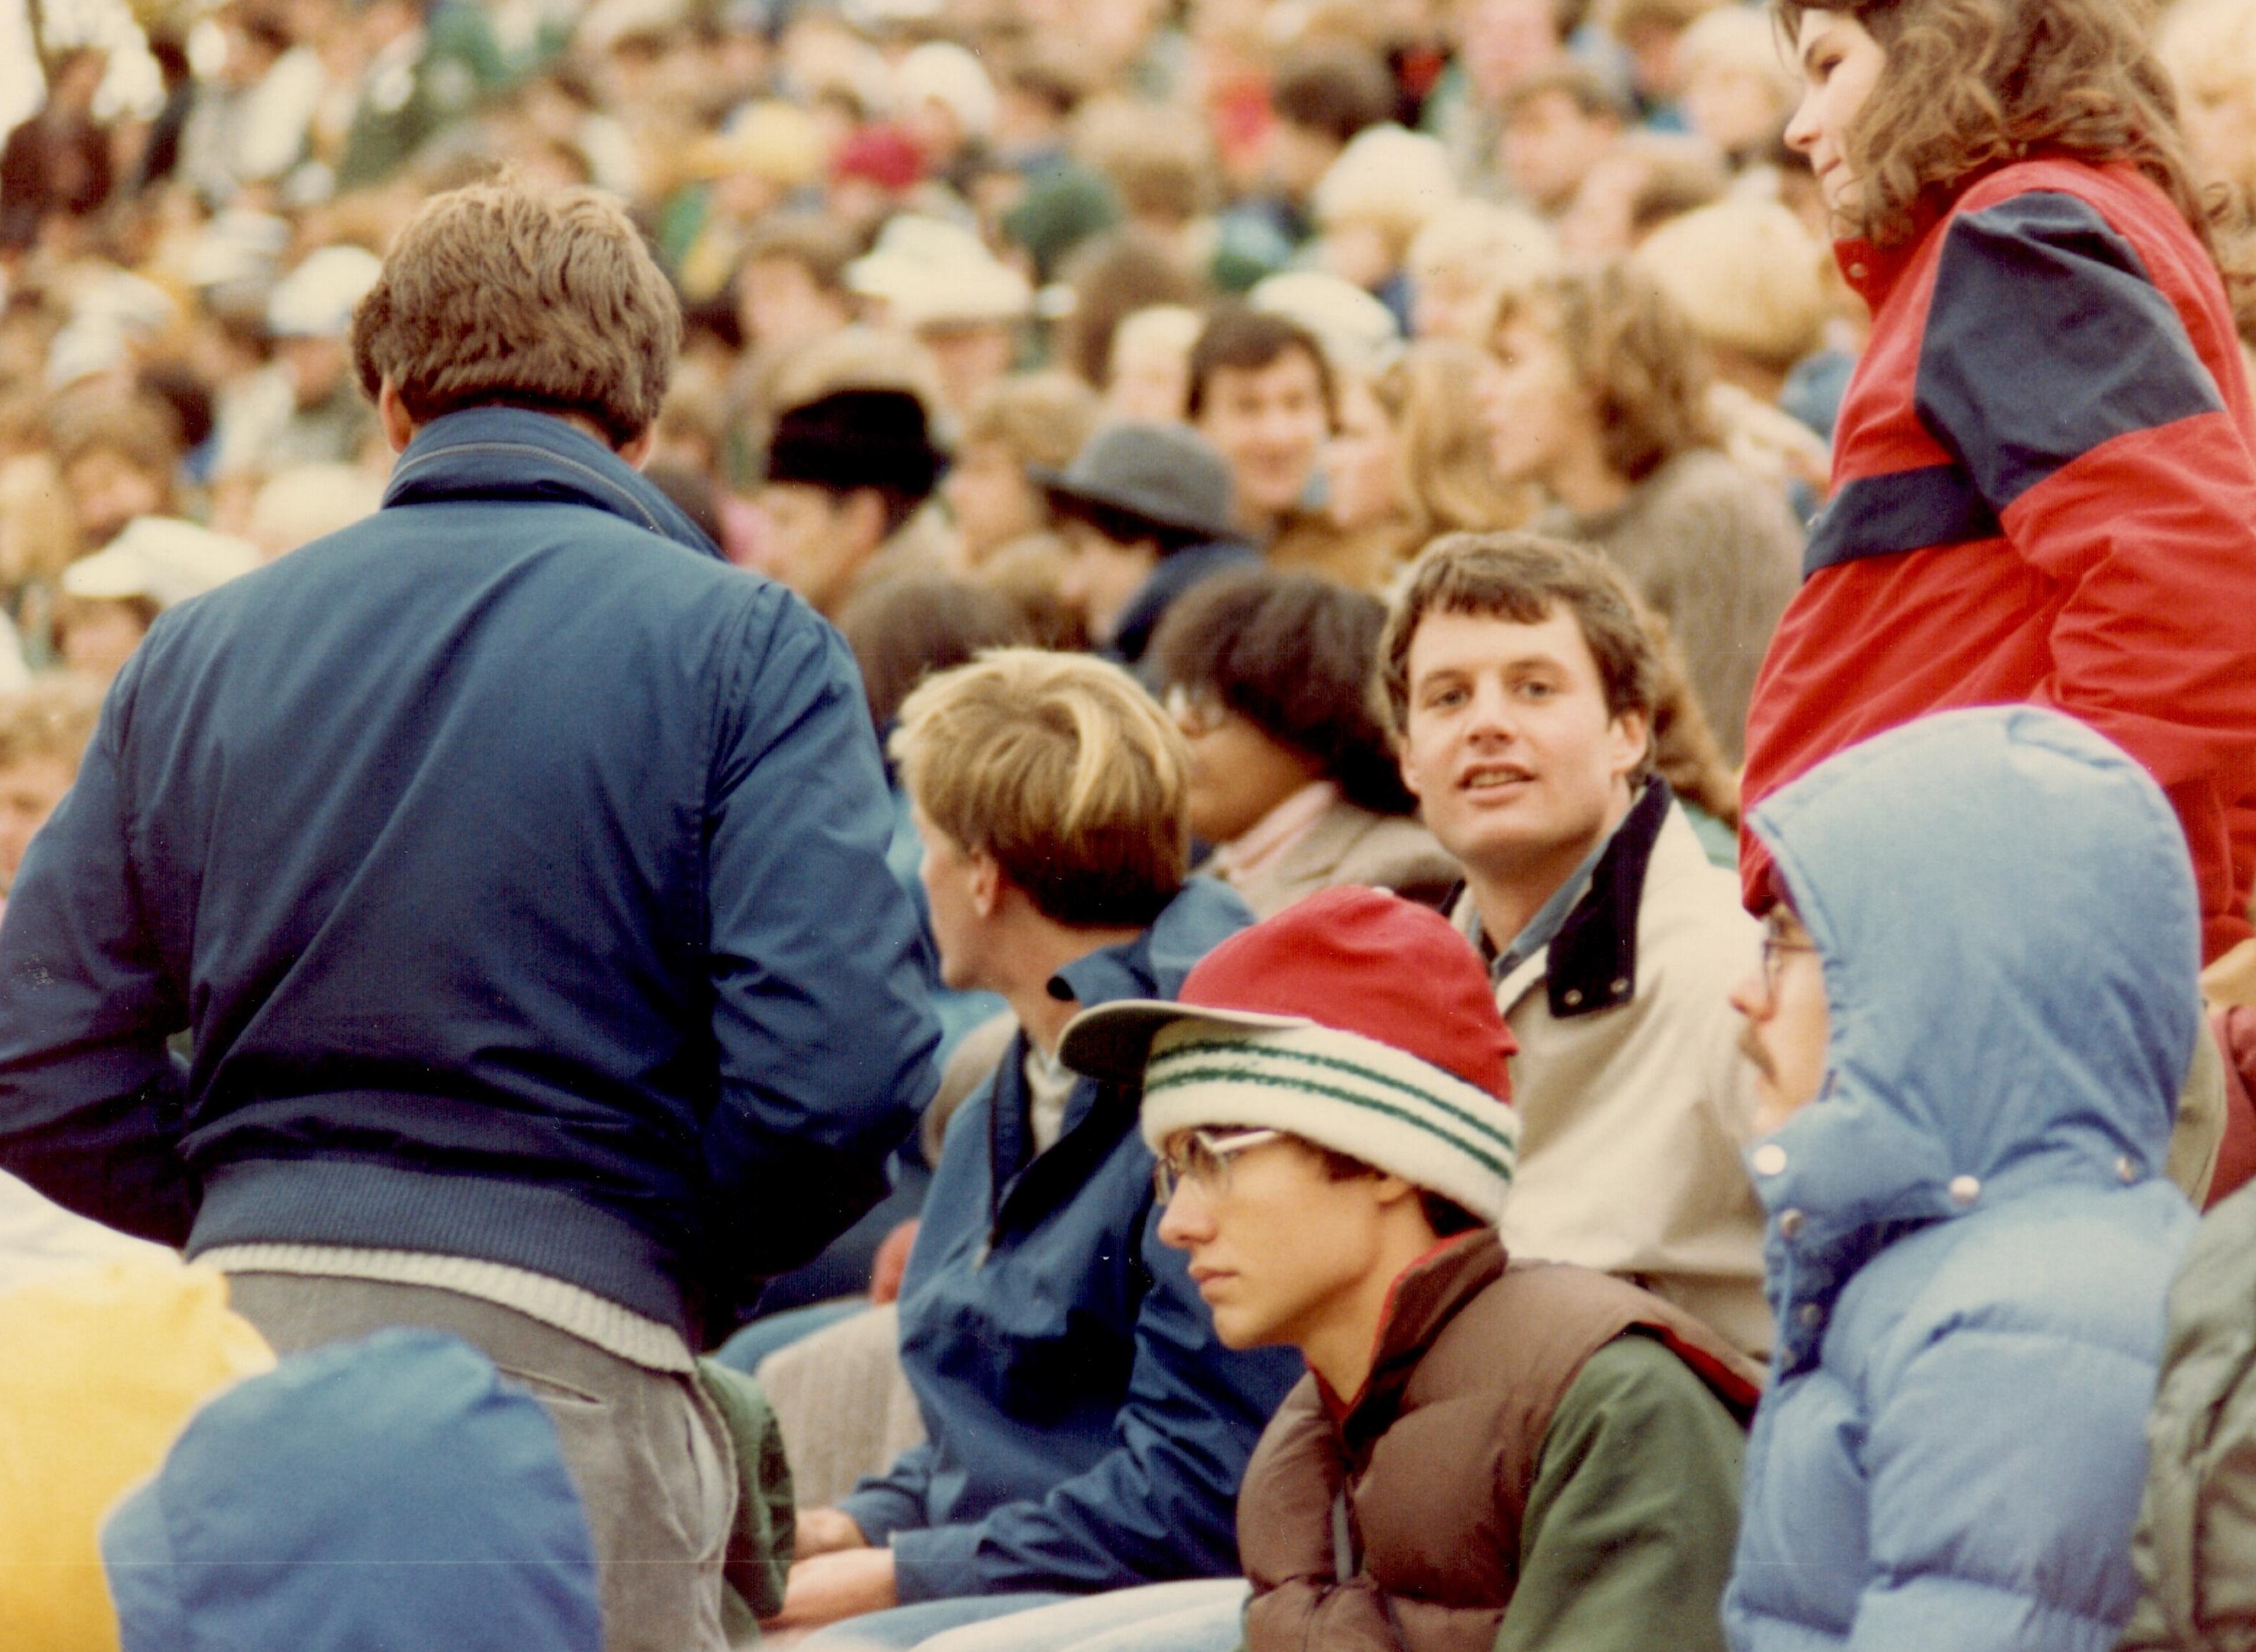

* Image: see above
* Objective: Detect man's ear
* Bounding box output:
[616,427,656,470]
[377,378,418,454]
[1607,707,1652,786]
[1369,1172,1420,1209]
[1396,730,1425,805]
[842,489,890,559]
[969,850,1005,919]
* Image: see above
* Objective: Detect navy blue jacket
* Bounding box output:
[0,408,938,1341]
[839,878,1303,1600]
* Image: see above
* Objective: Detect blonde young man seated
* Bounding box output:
[776,650,1300,1650]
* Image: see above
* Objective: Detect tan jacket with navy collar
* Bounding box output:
[1451,782,1772,1358]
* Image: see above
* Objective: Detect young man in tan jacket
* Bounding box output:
[1380,531,1772,1356]
[1052,885,1759,1652]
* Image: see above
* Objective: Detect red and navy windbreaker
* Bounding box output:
[1741,158,2256,961]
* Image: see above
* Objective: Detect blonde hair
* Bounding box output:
[890,648,1189,927]
[1313,125,1459,257]
[1407,202,1561,300]
[2159,0,2256,192]
[1632,198,1828,372]
[1679,4,1798,95]
[1372,340,1536,539]
[0,455,82,586]
[0,676,104,773]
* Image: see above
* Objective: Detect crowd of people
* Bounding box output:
[7,0,2256,1647]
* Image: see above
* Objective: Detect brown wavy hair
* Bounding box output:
[1485,261,1718,485]
[1773,0,2215,251]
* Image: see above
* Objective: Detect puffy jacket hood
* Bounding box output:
[1746,707,2199,1369]
[104,1328,601,1652]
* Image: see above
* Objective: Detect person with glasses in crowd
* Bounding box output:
[1020,884,1760,1652]
[1723,706,2197,1652]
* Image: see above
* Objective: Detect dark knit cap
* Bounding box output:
[765,388,944,500]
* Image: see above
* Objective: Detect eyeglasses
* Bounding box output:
[1162,684,1230,738]
[1760,924,1820,996]
[1152,1126,1282,1203]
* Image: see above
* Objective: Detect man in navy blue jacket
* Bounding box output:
[774,650,1300,1648]
[0,178,939,1652]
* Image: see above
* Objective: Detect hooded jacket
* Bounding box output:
[0,407,938,1343]
[103,1327,602,1652]
[838,877,1304,1602]
[1724,707,2199,1652]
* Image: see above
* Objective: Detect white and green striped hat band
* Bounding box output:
[1139,1019,1520,1224]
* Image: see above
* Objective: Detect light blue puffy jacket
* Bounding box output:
[1723,707,2198,1652]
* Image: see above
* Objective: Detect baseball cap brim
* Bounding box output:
[1058,998,1311,1089]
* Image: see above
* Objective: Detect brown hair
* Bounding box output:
[1773,0,2215,250]
[1486,261,1715,484]
[51,388,184,477]
[1186,305,1335,423]
[1149,569,1415,815]
[838,575,1037,730]
[890,648,1190,928]
[351,175,680,448]
[1378,532,1660,781]
[0,676,103,773]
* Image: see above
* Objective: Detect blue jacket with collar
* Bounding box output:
[0,407,939,1343]
[839,876,1303,1602]
[1723,707,2196,1652]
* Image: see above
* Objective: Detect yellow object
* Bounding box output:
[0,1258,273,1651]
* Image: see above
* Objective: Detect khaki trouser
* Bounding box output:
[225,1271,734,1652]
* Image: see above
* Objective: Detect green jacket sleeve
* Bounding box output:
[1495,1332,1744,1652]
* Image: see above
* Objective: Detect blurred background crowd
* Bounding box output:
[25,0,2244,887]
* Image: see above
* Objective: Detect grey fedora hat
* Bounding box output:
[1033,421,1239,544]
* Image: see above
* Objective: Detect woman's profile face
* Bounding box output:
[1783,8,1889,227]
[1321,381,1401,534]
[1478,313,1600,492]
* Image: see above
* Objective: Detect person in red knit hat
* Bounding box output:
[1038,885,1764,1652]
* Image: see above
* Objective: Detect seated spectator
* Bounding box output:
[1497,65,1629,218]
[1478,261,1802,760]
[943,372,1102,571]
[1324,340,1536,563]
[1041,421,1257,667]
[1380,532,1770,1356]
[54,517,261,683]
[1632,198,1836,501]
[775,650,1300,1646]
[1676,5,1796,171]
[1307,124,1458,332]
[1404,201,1560,344]
[759,387,951,619]
[1189,306,1388,591]
[1102,304,1205,423]
[0,676,102,901]
[1046,885,1760,1652]
[104,1329,603,1652]
[1725,707,2198,1651]
[1148,569,1458,917]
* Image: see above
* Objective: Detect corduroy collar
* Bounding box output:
[381,407,722,561]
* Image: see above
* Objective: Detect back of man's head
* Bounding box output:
[1378,531,1659,768]
[351,176,680,449]
[890,648,1190,929]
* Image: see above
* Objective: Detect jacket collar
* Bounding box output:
[381,407,722,561]
[1457,777,1674,1020]
[1324,1229,1506,1452]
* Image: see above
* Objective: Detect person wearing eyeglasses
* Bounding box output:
[1025,884,1760,1652]
[772,649,1301,1649]
[1722,707,2197,1652]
